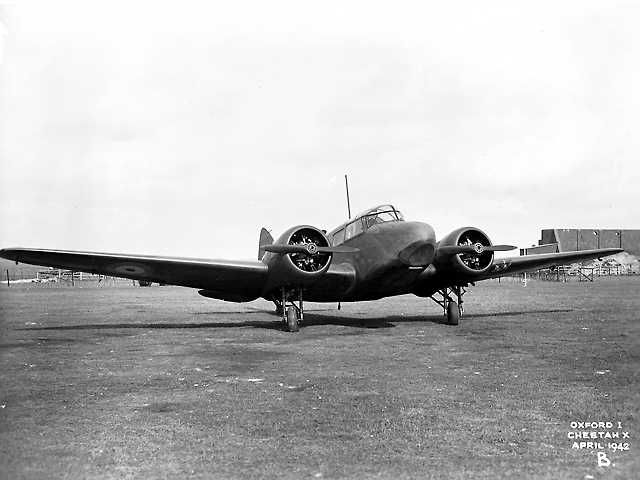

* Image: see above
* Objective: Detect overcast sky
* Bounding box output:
[1,1,638,260]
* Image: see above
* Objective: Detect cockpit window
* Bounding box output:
[360,205,403,229]
[330,204,404,245]
[345,219,364,240]
[332,228,345,246]
[363,210,397,228]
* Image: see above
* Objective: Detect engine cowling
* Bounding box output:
[434,227,495,275]
[265,225,333,283]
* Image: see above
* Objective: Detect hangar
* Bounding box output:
[521,229,640,257]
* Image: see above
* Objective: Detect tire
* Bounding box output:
[446,301,460,326]
[286,306,299,332]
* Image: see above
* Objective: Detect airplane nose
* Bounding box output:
[397,223,436,267]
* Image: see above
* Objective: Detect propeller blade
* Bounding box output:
[438,245,477,255]
[263,245,309,255]
[263,244,359,255]
[438,244,517,255]
[317,245,359,254]
[483,244,517,252]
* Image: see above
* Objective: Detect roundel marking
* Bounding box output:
[113,264,147,275]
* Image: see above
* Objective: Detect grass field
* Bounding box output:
[0,277,638,479]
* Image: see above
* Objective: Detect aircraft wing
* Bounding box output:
[0,248,268,300]
[477,248,624,281]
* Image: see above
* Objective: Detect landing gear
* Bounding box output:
[446,301,459,326]
[430,285,466,325]
[276,287,304,332]
[286,306,299,332]
[273,299,284,316]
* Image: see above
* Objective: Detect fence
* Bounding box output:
[2,268,141,287]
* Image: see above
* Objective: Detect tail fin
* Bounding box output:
[258,228,274,260]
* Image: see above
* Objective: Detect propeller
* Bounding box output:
[438,243,517,256]
[486,244,518,251]
[263,243,359,255]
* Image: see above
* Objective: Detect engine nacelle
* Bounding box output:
[264,225,332,285]
[434,227,494,275]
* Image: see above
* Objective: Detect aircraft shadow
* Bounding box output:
[191,308,336,316]
[19,308,572,332]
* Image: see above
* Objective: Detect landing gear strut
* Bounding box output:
[273,299,284,316]
[274,287,304,332]
[430,285,466,325]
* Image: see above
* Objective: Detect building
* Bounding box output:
[519,243,559,256]
[537,229,640,256]
[516,228,640,277]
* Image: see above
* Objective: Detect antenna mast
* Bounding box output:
[344,174,351,219]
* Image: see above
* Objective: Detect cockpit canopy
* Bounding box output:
[329,204,404,245]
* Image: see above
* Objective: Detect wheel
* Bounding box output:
[286,306,299,332]
[446,301,460,326]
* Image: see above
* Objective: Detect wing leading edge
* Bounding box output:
[0,248,268,301]
[479,248,624,280]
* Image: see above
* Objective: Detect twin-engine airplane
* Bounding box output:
[0,204,622,332]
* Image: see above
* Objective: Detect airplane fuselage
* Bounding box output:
[261,220,437,303]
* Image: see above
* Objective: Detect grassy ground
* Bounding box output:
[0,277,638,479]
